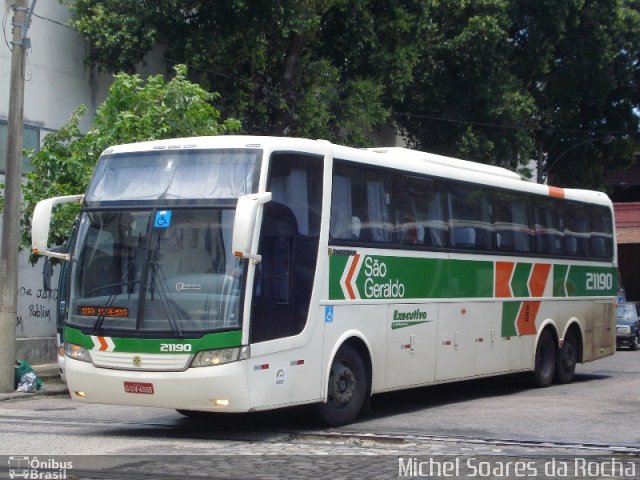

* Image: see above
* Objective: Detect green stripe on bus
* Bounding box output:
[448,259,493,298]
[330,255,492,300]
[565,265,618,297]
[329,254,617,301]
[64,326,242,353]
[64,327,94,350]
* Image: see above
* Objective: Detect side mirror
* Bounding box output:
[32,194,84,261]
[232,192,272,263]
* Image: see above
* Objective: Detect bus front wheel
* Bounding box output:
[318,344,367,427]
[175,409,212,419]
[532,329,556,387]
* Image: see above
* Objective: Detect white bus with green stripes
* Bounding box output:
[32,136,618,426]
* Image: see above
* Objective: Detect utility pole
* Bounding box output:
[0,0,34,392]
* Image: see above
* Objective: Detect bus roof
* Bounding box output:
[100,136,612,208]
[366,147,522,181]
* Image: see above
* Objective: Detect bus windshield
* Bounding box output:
[85,149,260,205]
[69,208,244,337]
[65,147,261,337]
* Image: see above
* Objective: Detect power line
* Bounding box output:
[392,110,638,136]
[28,10,640,138]
[2,3,13,51]
[31,11,70,30]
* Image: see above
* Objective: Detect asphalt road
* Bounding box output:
[0,349,638,478]
[353,348,640,448]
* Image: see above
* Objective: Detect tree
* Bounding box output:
[397,0,537,174]
[4,64,240,259]
[64,0,427,146]
[65,0,639,187]
[509,0,640,188]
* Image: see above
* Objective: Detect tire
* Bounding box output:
[555,330,577,384]
[631,335,639,351]
[532,329,556,387]
[176,409,212,419]
[318,344,367,427]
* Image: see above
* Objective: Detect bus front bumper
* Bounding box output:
[64,358,251,412]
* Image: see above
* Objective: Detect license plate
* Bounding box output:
[124,381,154,395]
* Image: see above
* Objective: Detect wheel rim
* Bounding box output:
[329,363,357,406]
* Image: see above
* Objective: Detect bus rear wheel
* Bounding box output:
[532,329,556,387]
[318,344,367,427]
[555,330,577,384]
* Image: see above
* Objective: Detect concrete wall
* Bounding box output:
[0,1,114,133]
[0,1,164,364]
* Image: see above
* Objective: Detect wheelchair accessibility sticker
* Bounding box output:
[154,210,172,228]
[325,306,334,323]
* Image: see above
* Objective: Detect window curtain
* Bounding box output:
[330,176,352,239]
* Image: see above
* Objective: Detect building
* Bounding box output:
[608,162,640,302]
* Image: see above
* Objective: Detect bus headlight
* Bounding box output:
[191,346,250,368]
[64,342,93,363]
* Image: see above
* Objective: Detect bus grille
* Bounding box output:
[91,352,191,371]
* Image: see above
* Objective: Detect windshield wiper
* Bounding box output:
[147,260,186,338]
[91,265,139,335]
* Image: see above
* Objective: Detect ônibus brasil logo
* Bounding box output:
[340,255,406,300]
[8,456,73,479]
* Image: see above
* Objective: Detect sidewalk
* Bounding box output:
[0,363,69,402]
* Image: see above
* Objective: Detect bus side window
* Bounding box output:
[448,182,492,251]
[565,203,590,257]
[590,206,613,260]
[392,175,448,249]
[493,191,533,254]
[534,199,564,256]
[330,163,393,244]
[330,175,354,240]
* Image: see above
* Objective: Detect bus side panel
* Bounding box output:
[473,302,518,375]
[435,303,475,380]
[580,300,616,362]
[323,304,387,395]
[246,315,326,410]
[384,303,438,388]
[532,298,615,364]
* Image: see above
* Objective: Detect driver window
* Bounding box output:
[250,152,323,343]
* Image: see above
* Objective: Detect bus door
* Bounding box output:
[247,152,324,408]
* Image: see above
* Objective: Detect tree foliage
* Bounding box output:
[508,0,640,186]
[398,0,537,173]
[12,65,239,259]
[62,0,639,188]
[65,0,421,146]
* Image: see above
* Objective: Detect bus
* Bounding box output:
[31,136,617,426]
